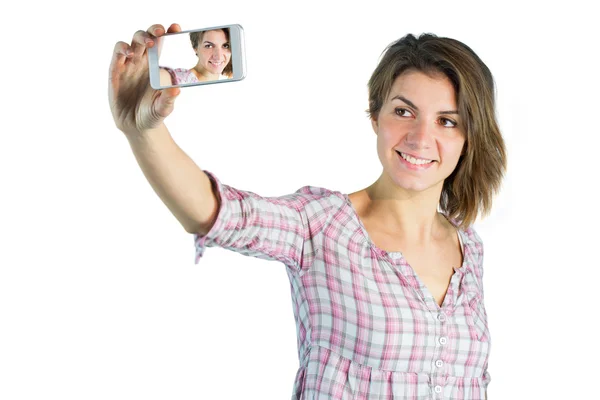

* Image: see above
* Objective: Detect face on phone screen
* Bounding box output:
[148,25,245,89]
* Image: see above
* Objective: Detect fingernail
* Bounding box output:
[144,38,153,45]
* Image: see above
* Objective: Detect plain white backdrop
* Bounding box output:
[158,29,204,69]
[1,1,598,399]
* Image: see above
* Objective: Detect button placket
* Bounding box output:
[433,309,448,399]
[432,308,448,395]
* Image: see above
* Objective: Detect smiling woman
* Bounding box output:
[366,34,506,228]
[109,23,506,399]
[159,28,233,86]
[372,70,467,195]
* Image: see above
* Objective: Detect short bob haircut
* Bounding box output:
[189,28,233,78]
[367,33,507,229]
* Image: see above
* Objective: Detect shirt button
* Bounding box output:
[439,337,447,345]
[434,385,443,393]
[438,312,446,322]
[435,359,444,368]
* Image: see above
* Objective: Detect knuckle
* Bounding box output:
[114,41,129,53]
[148,24,164,36]
[133,30,148,41]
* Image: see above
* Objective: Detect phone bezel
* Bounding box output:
[148,24,246,90]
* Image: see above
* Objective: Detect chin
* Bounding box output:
[391,175,438,193]
[397,183,431,193]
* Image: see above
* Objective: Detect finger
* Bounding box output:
[155,86,181,117]
[111,41,133,68]
[131,29,155,59]
[166,23,181,34]
[146,24,166,38]
[109,41,133,88]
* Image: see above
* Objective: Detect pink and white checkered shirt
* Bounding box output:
[161,66,229,84]
[193,171,491,399]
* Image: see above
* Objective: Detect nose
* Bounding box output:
[404,119,432,150]
[212,47,223,60]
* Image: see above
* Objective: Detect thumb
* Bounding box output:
[154,87,181,118]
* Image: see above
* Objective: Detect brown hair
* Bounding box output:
[367,33,507,229]
[189,28,233,78]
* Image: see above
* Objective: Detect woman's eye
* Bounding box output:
[439,118,457,128]
[395,108,412,117]
[204,44,212,48]
[223,44,230,49]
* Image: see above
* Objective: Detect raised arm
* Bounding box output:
[126,126,218,235]
[108,23,217,235]
[108,23,337,270]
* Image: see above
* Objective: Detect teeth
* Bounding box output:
[399,152,433,165]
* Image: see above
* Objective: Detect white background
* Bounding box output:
[1,1,598,399]
[158,29,203,68]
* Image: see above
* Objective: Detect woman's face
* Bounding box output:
[372,69,466,194]
[196,30,231,74]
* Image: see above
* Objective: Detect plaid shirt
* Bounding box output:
[194,171,491,399]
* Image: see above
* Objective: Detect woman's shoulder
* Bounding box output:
[276,184,349,214]
[161,67,198,84]
[294,184,341,197]
[204,170,347,214]
[451,220,486,279]
[441,213,484,265]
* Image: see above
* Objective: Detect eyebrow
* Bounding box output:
[391,95,459,115]
[203,41,229,46]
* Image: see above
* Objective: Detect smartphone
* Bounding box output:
[148,24,246,89]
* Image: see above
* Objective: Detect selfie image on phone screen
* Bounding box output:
[148,24,245,89]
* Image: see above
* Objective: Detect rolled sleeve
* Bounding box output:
[193,170,234,263]
[192,170,334,273]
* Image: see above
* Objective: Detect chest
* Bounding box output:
[295,233,490,367]
[369,234,463,307]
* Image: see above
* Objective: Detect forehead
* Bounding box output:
[389,70,457,107]
[202,30,227,43]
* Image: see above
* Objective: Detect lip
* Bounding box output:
[396,151,436,170]
[396,150,435,162]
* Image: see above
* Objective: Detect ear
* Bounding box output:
[371,116,378,135]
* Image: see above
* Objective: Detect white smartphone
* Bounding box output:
[148,24,246,89]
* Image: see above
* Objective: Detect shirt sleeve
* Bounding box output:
[192,170,335,273]
[465,225,486,297]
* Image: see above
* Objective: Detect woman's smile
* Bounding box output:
[396,150,436,170]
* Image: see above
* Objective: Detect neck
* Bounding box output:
[192,65,219,81]
[363,173,448,245]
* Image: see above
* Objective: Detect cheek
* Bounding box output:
[378,115,411,137]
[375,132,394,161]
[441,143,465,165]
[377,123,405,147]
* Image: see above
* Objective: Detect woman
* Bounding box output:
[159,28,232,86]
[109,23,506,399]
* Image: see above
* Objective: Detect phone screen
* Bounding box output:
[148,24,245,89]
